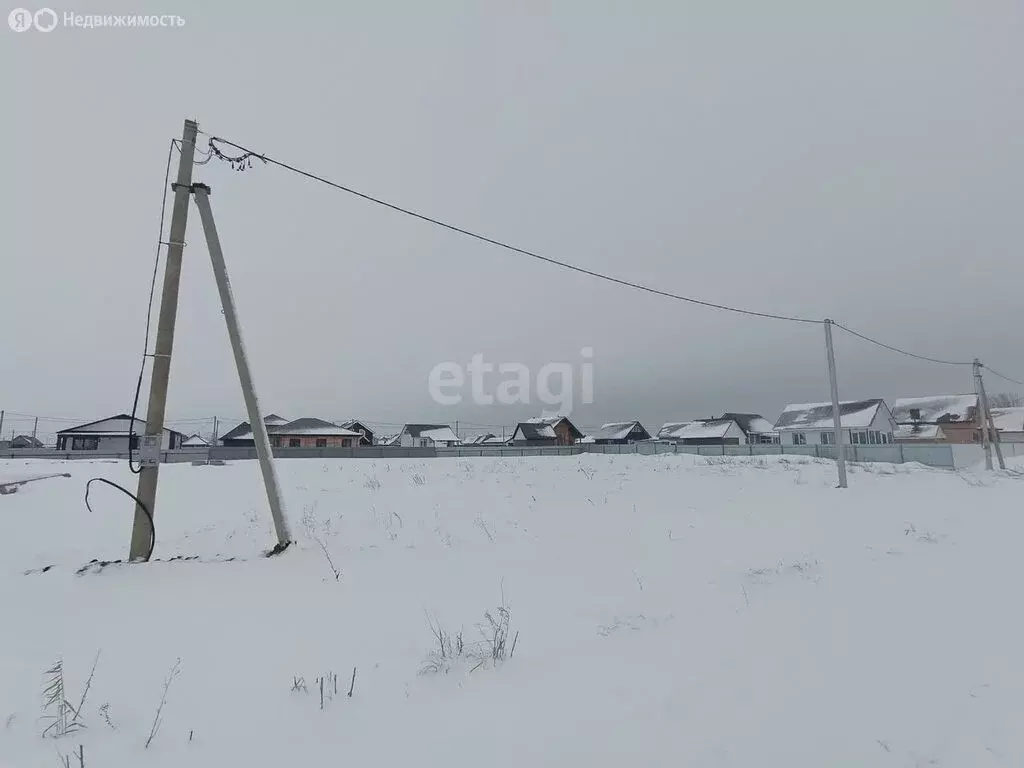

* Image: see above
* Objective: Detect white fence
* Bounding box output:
[2,441,1019,470]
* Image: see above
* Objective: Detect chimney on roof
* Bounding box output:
[909,408,921,423]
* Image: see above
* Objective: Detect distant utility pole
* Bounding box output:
[131,119,199,561]
[975,360,1006,471]
[973,359,995,471]
[0,411,5,440]
[31,417,38,441]
[212,416,219,445]
[823,319,848,489]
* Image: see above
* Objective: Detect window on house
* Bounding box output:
[420,438,429,447]
[821,432,833,445]
[72,436,99,450]
[792,433,806,446]
[342,438,352,448]
[288,438,301,448]
[868,431,877,445]
[315,439,327,448]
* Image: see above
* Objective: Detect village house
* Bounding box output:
[269,418,361,448]
[391,424,461,448]
[991,407,1024,443]
[339,419,375,447]
[56,414,186,451]
[588,421,651,444]
[181,434,210,448]
[220,414,290,447]
[511,415,583,446]
[891,394,979,443]
[9,435,44,449]
[464,433,510,446]
[774,399,896,446]
[657,418,746,445]
[720,413,780,444]
[220,415,361,448]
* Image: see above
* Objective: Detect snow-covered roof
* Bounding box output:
[525,416,561,426]
[775,400,885,431]
[658,420,737,440]
[721,414,776,435]
[891,395,977,424]
[657,422,690,440]
[675,420,736,439]
[592,422,639,441]
[182,434,209,447]
[280,426,361,437]
[893,423,944,441]
[419,426,460,444]
[991,407,1024,433]
[57,414,184,436]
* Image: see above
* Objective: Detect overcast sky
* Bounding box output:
[3,1,1023,442]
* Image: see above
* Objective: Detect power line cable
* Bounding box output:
[982,365,1024,388]
[205,135,821,325]
[830,322,974,367]
[200,132,1021,380]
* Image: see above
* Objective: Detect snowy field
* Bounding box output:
[1,454,1023,767]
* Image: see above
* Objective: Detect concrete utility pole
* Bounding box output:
[0,411,5,440]
[130,119,199,560]
[31,417,38,441]
[191,183,291,548]
[973,359,994,471]
[976,363,1006,470]
[823,319,848,488]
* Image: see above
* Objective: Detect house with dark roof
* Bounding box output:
[465,433,510,446]
[891,395,979,443]
[656,419,745,445]
[220,414,289,446]
[224,417,361,448]
[511,415,583,446]
[339,419,375,447]
[774,399,896,447]
[394,424,461,447]
[589,421,651,444]
[56,414,186,451]
[9,435,44,449]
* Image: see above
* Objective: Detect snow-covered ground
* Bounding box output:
[1,454,1023,766]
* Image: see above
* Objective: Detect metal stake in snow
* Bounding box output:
[824,319,848,488]
[975,360,1005,471]
[191,183,292,548]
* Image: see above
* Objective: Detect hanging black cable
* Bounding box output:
[127,139,177,474]
[85,478,154,562]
